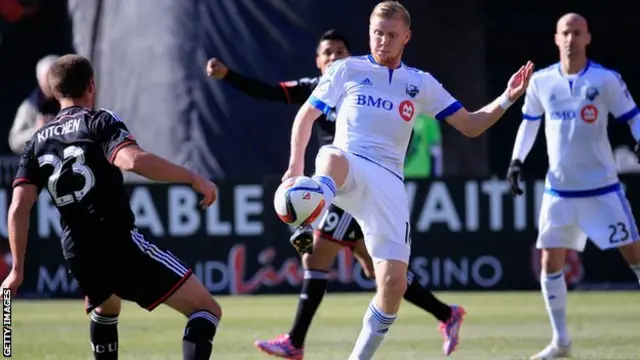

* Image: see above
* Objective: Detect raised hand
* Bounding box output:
[505,61,535,102]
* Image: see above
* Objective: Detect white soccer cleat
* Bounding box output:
[530,342,572,360]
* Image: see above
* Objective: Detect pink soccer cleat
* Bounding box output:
[254,334,304,360]
[438,305,466,356]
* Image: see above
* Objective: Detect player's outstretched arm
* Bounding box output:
[3,184,38,294]
[444,62,535,137]
[284,102,323,180]
[207,57,309,104]
[113,145,217,208]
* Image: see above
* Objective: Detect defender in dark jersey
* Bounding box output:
[3,55,221,360]
[207,30,463,359]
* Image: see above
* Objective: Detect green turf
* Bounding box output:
[9,292,640,359]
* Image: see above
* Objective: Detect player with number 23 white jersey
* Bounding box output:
[506,13,640,360]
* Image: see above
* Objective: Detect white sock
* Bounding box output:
[348,301,397,360]
[541,270,570,346]
[630,263,640,284]
[312,175,336,211]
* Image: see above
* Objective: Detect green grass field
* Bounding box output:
[9,292,640,360]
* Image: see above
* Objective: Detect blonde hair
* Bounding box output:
[370,1,411,27]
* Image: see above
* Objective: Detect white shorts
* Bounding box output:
[537,189,640,251]
[316,146,411,264]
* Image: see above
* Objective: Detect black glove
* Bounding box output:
[507,159,524,196]
[634,142,640,163]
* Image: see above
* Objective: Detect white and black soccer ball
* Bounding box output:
[274,176,325,227]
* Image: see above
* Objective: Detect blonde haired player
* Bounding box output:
[284,1,534,358]
[507,13,640,360]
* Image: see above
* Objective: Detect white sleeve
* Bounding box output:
[511,119,541,162]
[420,73,462,121]
[521,79,544,121]
[606,71,639,123]
[308,59,348,114]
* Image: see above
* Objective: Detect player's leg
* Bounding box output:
[349,258,407,360]
[288,146,349,254]
[90,295,121,360]
[597,190,640,282]
[351,237,375,279]
[351,223,463,341]
[66,255,120,360]
[256,206,356,358]
[531,194,582,360]
[119,229,221,360]
[347,163,411,360]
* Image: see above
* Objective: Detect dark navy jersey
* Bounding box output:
[13,106,138,257]
[223,70,336,145]
[280,76,336,145]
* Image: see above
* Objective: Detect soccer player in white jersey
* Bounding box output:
[507,13,640,360]
[282,2,534,359]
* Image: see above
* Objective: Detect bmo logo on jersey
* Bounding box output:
[550,110,577,121]
[355,95,393,110]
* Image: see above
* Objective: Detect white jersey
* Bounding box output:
[522,61,639,192]
[308,55,460,178]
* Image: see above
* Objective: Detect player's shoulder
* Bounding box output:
[530,63,560,82]
[587,61,625,84]
[329,55,382,72]
[94,108,125,123]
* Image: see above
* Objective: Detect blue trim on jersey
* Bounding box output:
[615,190,640,241]
[616,107,639,123]
[523,113,543,121]
[557,61,591,77]
[545,182,620,198]
[367,54,403,69]
[351,153,404,181]
[308,95,332,115]
[435,101,463,121]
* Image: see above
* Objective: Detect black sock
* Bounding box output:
[90,311,119,360]
[288,270,328,348]
[183,310,219,360]
[404,271,452,322]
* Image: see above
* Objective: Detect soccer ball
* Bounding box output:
[274,176,325,227]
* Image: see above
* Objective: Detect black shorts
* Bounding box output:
[314,203,364,246]
[66,228,192,314]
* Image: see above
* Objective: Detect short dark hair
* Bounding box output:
[48,54,94,99]
[318,29,350,52]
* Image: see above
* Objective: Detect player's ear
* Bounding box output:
[585,31,592,46]
[315,55,323,72]
[88,77,95,95]
[404,29,411,45]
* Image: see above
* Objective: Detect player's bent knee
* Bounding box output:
[164,274,222,319]
[541,248,568,273]
[95,295,121,316]
[375,260,408,296]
